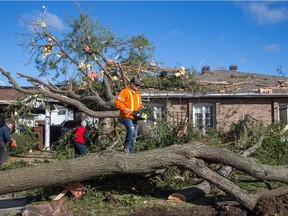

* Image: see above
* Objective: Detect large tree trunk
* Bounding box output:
[0,142,287,211]
[169,134,266,202]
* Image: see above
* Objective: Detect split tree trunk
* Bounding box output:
[0,142,287,211]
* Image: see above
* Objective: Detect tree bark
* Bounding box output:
[0,142,287,211]
[169,134,266,202]
[0,68,120,118]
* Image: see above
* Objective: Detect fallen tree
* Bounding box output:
[0,142,287,212]
[169,120,267,202]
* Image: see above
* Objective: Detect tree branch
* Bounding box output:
[0,67,119,118]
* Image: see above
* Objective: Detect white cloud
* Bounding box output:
[20,10,65,32]
[44,11,65,30]
[169,29,184,37]
[264,44,281,52]
[241,2,288,25]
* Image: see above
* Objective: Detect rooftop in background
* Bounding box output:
[2,67,288,101]
[142,66,288,95]
[197,68,288,94]
[0,86,27,102]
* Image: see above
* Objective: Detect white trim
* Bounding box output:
[192,103,216,134]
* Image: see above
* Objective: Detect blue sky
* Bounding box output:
[1,1,288,86]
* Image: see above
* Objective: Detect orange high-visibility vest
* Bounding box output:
[115,86,143,119]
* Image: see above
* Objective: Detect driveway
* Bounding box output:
[0,194,28,215]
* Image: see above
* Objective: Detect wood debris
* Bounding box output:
[168,193,186,202]
[256,88,273,94]
[21,198,74,216]
[53,182,85,201]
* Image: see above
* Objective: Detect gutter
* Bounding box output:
[0,100,14,105]
[141,92,288,98]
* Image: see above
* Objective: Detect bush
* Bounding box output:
[9,124,39,156]
[251,124,288,165]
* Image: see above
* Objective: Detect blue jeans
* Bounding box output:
[73,141,87,157]
[120,118,138,154]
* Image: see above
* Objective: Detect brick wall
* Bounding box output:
[146,97,288,133]
[167,99,188,124]
[216,99,272,132]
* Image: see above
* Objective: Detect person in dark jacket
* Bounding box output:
[73,120,92,157]
[0,113,5,128]
[0,119,14,164]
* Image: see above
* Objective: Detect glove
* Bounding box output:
[132,109,147,120]
[132,110,140,117]
[141,113,147,120]
[10,138,17,148]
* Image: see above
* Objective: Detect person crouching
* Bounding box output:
[73,121,92,157]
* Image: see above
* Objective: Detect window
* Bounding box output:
[193,103,215,133]
[58,109,66,115]
[147,104,165,124]
[279,104,288,124]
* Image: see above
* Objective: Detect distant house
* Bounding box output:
[0,86,75,149]
[25,104,74,126]
[0,86,24,118]
[141,66,288,133]
[0,87,74,126]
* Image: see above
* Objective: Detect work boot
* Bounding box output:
[123,148,130,155]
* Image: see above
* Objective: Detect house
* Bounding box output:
[0,86,74,126]
[0,86,75,149]
[141,66,288,133]
[21,104,74,126]
[2,66,288,148]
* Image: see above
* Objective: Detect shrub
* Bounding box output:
[9,124,39,156]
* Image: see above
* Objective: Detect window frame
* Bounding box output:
[147,103,166,124]
[192,103,216,133]
[57,109,67,116]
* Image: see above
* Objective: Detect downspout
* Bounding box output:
[44,103,50,150]
[14,108,18,133]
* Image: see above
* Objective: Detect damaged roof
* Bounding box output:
[1,68,288,101]
[197,69,288,94]
[142,69,288,97]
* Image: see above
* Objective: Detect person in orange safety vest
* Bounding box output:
[115,77,144,154]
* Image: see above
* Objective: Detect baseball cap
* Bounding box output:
[130,77,142,86]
